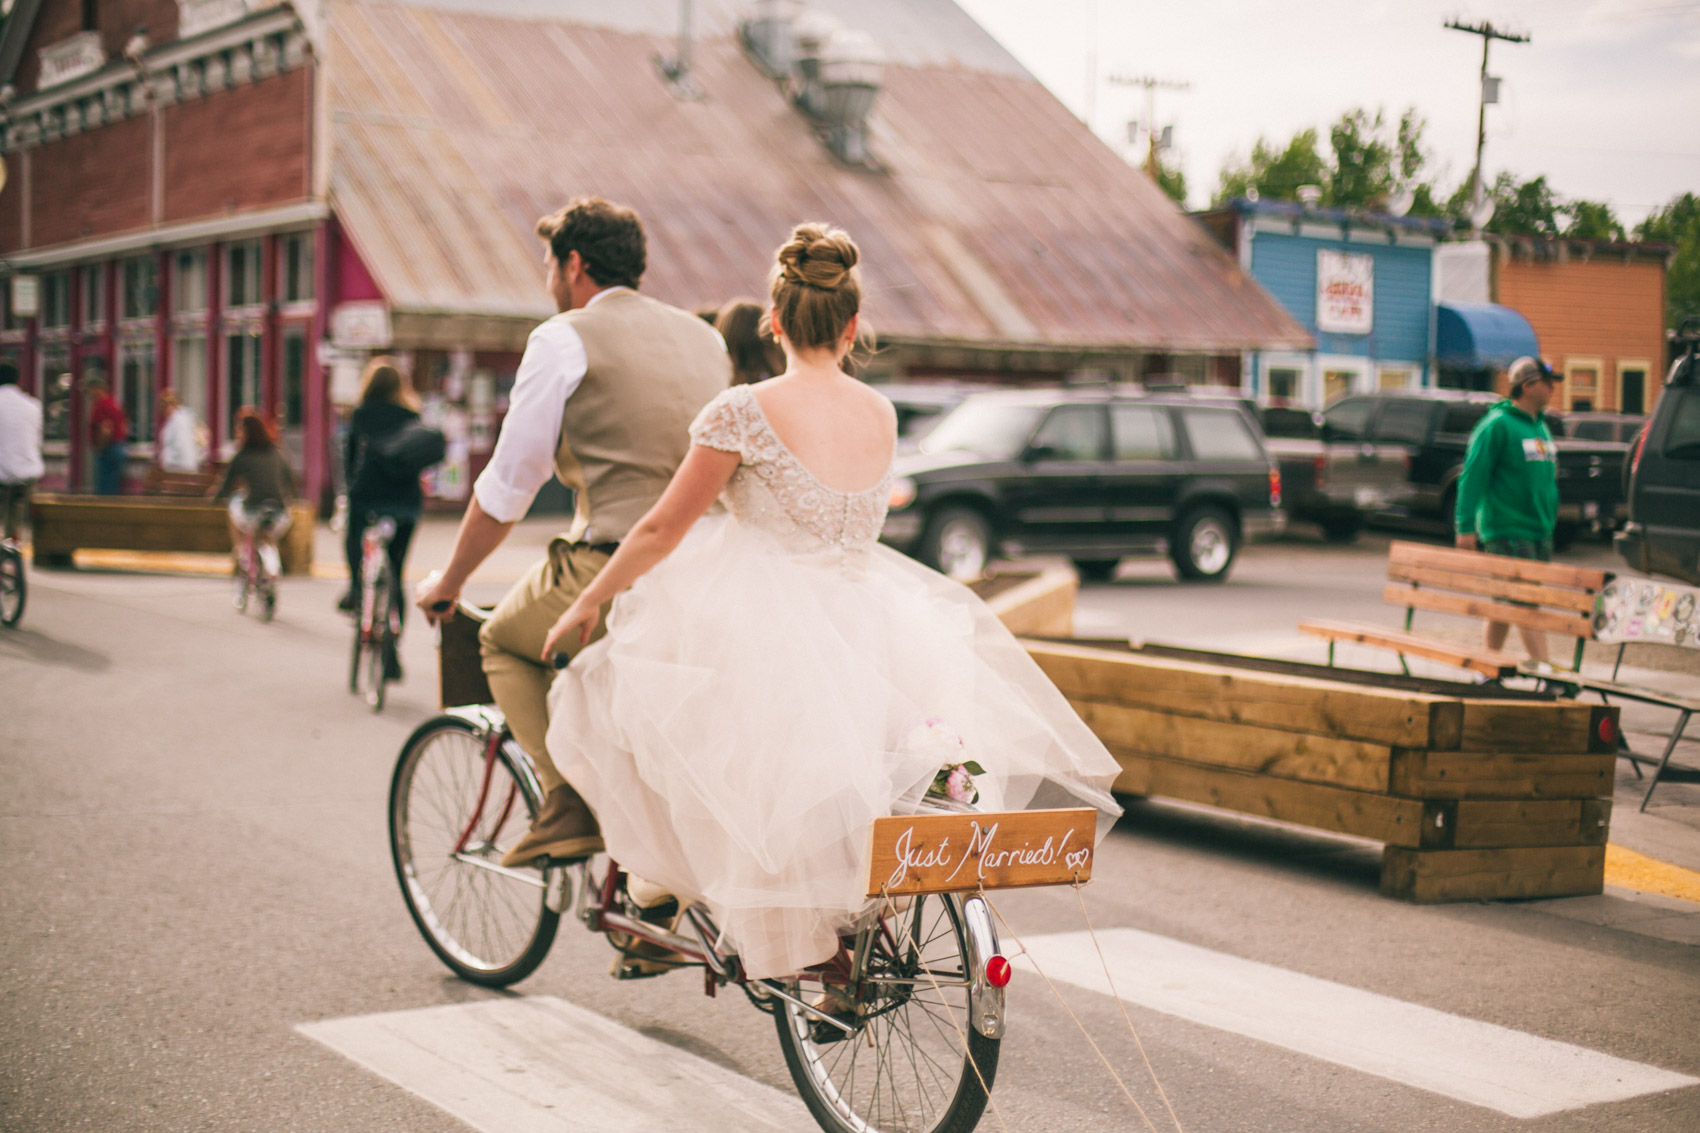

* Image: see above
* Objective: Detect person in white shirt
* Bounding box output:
[155,387,206,473]
[415,196,730,867]
[0,363,45,541]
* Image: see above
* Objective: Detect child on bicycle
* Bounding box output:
[214,407,296,573]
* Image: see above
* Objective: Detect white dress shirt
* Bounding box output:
[157,406,204,472]
[472,287,630,524]
[0,384,45,483]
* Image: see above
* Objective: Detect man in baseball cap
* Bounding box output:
[1453,355,1562,662]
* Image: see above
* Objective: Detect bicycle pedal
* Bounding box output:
[612,955,683,981]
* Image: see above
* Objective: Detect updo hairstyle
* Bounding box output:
[769,223,861,352]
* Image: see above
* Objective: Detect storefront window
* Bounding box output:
[41,271,71,329]
[225,240,263,309]
[39,346,72,442]
[279,233,314,305]
[120,340,157,444]
[226,330,263,431]
[172,249,208,315]
[173,335,208,428]
[122,257,159,320]
[1266,368,1300,402]
[281,328,307,428]
[1378,366,1414,391]
[81,264,107,328]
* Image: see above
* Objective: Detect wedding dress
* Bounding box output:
[545,384,1122,979]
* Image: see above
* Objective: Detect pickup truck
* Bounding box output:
[1259,406,1407,541]
[1321,390,1626,548]
[1616,334,1700,585]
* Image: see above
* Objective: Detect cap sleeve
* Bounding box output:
[689,387,748,456]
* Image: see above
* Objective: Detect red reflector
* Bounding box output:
[985,955,1012,988]
[1599,716,1617,744]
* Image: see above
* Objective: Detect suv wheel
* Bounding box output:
[1171,506,1237,582]
[921,507,991,581]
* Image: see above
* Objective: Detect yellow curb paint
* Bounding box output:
[69,549,348,580]
[1604,843,1700,905]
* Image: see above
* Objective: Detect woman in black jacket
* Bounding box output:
[340,359,425,675]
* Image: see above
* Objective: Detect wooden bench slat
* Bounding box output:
[1386,584,1594,637]
[1388,562,1600,614]
[1298,619,1521,678]
[1516,664,1700,712]
[1388,540,1609,591]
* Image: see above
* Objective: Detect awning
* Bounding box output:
[1436,302,1539,369]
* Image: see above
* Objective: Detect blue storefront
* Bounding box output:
[1196,199,1451,409]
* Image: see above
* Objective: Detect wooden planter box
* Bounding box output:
[1024,639,1619,903]
[30,494,316,576]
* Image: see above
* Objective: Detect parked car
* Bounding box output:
[1552,410,1645,444]
[873,384,989,450]
[1615,337,1700,585]
[1322,390,1626,548]
[880,389,1286,582]
[1259,405,1407,541]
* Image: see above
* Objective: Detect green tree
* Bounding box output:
[1152,158,1187,205]
[1478,173,1562,238]
[1636,192,1700,331]
[1561,200,1625,242]
[1325,108,1394,208]
[1213,130,1328,205]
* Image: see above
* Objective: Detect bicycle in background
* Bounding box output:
[0,481,26,628]
[350,515,402,711]
[229,493,289,623]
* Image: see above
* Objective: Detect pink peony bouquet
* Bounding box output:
[907,716,984,805]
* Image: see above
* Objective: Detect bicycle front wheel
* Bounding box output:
[0,548,24,627]
[365,565,390,711]
[389,715,560,986]
[775,892,1000,1133]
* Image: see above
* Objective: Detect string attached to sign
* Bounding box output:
[980,880,1185,1133]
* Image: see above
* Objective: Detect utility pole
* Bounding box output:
[1445,19,1528,219]
[1108,73,1189,178]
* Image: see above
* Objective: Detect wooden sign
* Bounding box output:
[867,808,1097,897]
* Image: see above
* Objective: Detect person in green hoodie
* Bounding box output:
[1454,355,1562,663]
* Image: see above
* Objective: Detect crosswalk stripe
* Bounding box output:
[1017,928,1699,1118]
[298,996,809,1132]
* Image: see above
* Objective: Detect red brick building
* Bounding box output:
[0,0,1307,507]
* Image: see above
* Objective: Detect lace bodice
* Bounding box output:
[690,385,893,552]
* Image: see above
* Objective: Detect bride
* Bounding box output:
[541,224,1121,980]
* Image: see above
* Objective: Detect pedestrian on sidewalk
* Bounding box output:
[1454,355,1561,664]
[0,363,44,541]
[85,365,129,495]
[155,388,207,474]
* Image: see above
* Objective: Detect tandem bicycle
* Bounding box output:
[388,602,1102,1133]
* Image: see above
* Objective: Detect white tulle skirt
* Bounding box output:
[545,513,1122,979]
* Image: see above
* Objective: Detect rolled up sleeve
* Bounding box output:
[473,320,587,523]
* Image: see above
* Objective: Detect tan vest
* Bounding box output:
[551,289,731,544]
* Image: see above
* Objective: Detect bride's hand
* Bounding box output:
[541,599,599,662]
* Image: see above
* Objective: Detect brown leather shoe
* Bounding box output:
[499,784,605,868]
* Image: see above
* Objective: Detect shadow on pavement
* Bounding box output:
[0,626,111,672]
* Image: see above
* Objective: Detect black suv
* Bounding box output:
[880,389,1285,582]
[1616,334,1700,585]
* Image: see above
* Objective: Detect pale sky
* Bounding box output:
[955,0,1700,227]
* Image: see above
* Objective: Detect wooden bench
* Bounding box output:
[30,493,315,575]
[142,465,222,497]
[1025,638,1619,902]
[1299,541,1608,680]
[1528,576,1700,811]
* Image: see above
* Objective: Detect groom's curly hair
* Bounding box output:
[535,197,646,290]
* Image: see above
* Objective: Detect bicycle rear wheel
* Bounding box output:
[365,563,391,711]
[0,547,24,627]
[389,715,560,986]
[774,893,999,1133]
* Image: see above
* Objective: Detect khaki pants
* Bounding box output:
[479,539,612,795]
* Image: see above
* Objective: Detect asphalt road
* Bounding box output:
[2,529,1697,1132]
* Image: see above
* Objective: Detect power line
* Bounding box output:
[1446,19,1531,228]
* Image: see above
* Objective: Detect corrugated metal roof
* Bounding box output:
[325,1,1313,353]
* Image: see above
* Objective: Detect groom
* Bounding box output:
[417,196,730,867]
